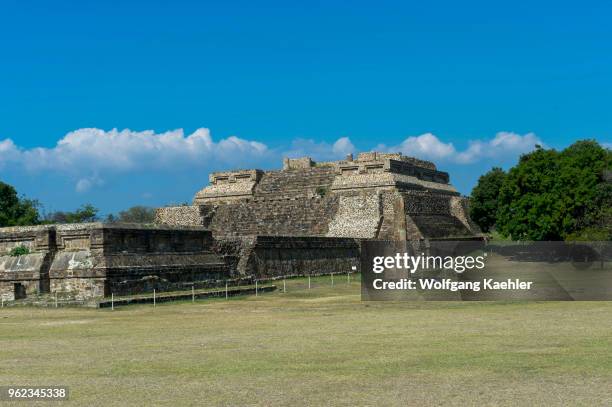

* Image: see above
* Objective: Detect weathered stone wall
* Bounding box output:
[193,169,263,204]
[254,167,336,197]
[50,278,106,301]
[0,280,40,302]
[450,196,481,233]
[155,152,480,241]
[50,224,227,299]
[326,193,382,238]
[377,191,402,240]
[0,225,56,255]
[283,156,315,170]
[0,222,370,304]
[0,227,56,301]
[219,236,360,279]
[402,191,476,238]
[155,206,203,226]
[0,252,47,301]
[0,223,231,302]
[203,196,340,237]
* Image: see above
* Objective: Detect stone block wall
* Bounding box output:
[156,206,203,226]
[0,253,48,301]
[254,166,336,197]
[402,191,477,239]
[203,196,340,237]
[283,157,315,170]
[0,227,56,301]
[219,236,360,279]
[0,223,232,302]
[0,225,56,256]
[326,193,382,238]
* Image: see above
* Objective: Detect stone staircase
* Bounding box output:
[207,196,340,237]
[255,167,336,197]
[410,214,473,238]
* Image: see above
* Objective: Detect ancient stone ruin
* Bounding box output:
[0,152,479,305]
[0,224,228,302]
[157,152,480,240]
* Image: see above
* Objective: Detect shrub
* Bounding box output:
[9,246,30,257]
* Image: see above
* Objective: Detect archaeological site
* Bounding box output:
[0,152,481,305]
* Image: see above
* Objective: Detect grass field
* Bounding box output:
[1,275,611,406]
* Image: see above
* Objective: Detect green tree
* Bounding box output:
[496,141,611,240]
[0,181,40,227]
[469,167,506,232]
[45,204,99,224]
[106,206,156,224]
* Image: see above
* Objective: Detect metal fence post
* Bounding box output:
[153,289,156,308]
[192,285,195,303]
[111,293,114,311]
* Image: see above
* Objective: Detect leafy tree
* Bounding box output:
[572,167,612,240]
[0,181,40,227]
[45,204,99,224]
[105,206,156,224]
[469,167,506,232]
[496,141,611,240]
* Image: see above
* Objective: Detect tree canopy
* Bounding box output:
[44,204,99,224]
[469,167,506,233]
[0,181,40,227]
[105,206,156,224]
[471,140,611,241]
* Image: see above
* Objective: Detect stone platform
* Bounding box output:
[0,223,229,302]
[156,152,482,240]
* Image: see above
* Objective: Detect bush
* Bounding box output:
[9,246,30,257]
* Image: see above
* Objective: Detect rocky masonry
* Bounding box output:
[157,152,480,240]
[0,223,360,303]
[0,224,228,302]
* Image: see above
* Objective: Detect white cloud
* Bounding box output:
[381,133,457,160]
[75,175,105,193]
[0,128,271,190]
[0,139,19,168]
[455,132,543,163]
[332,137,355,157]
[0,128,557,196]
[603,142,612,150]
[380,131,543,164]
[284,137,355,161]
[16,128,269,172]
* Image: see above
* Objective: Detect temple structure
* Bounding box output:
[156,152,480,240]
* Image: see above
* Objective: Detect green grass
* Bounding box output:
[1,275,611,406]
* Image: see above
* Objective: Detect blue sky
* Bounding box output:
[1,0,611,216]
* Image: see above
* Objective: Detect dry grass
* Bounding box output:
[0,276,611,406]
